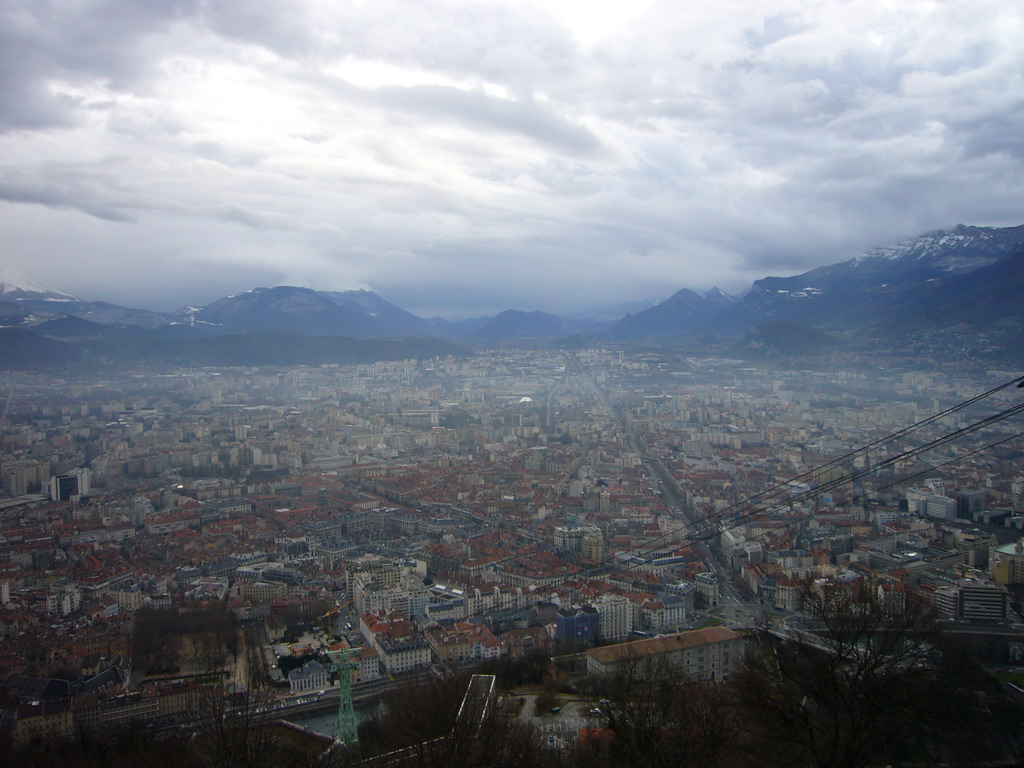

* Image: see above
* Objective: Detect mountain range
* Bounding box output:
[607,224,1024,359]
[2,223,1023,367]
[702,224,1024,338]
[611,287,737,339]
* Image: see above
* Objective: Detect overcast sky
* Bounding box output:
[1,0,1022,318]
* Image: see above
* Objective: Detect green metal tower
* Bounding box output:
[326,648,360,745]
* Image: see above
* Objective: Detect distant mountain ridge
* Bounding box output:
[175,286,435,338]
[471,309,618,340]
[473,310,574,340]
[602,224,1024,359]
[0,278,170,328]
[611,287,735,339]
[851,224,1023,271]
[704,224,1024,339]
[3,223,1023,364]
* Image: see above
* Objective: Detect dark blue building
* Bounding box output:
[555,605,599,645]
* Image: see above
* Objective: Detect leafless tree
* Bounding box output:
[735,580,988,768]
[186,677,333,768]
[579,644,744,768]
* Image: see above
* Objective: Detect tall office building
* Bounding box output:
[957,490,986,520]
[49,467,91,501]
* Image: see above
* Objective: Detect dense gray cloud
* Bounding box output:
[1,0,1022,317]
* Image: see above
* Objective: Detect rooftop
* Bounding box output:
[586,626,741,666]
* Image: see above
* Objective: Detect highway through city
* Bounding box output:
[565,352,760,624]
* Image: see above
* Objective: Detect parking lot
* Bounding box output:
[514,694,607,747]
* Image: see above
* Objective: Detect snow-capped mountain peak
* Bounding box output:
[0,269,77,300]
[849,224,1023,275]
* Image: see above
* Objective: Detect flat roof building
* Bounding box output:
[585,626,745,681]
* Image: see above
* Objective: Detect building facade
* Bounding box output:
[585,626,745,681]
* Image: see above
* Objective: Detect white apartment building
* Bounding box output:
[593,594,632,641]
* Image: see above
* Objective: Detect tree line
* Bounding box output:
[10,582,1024,768]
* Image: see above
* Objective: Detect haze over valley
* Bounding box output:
[3,2,1024,766]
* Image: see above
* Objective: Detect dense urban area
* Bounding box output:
[3,349,1024,766]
